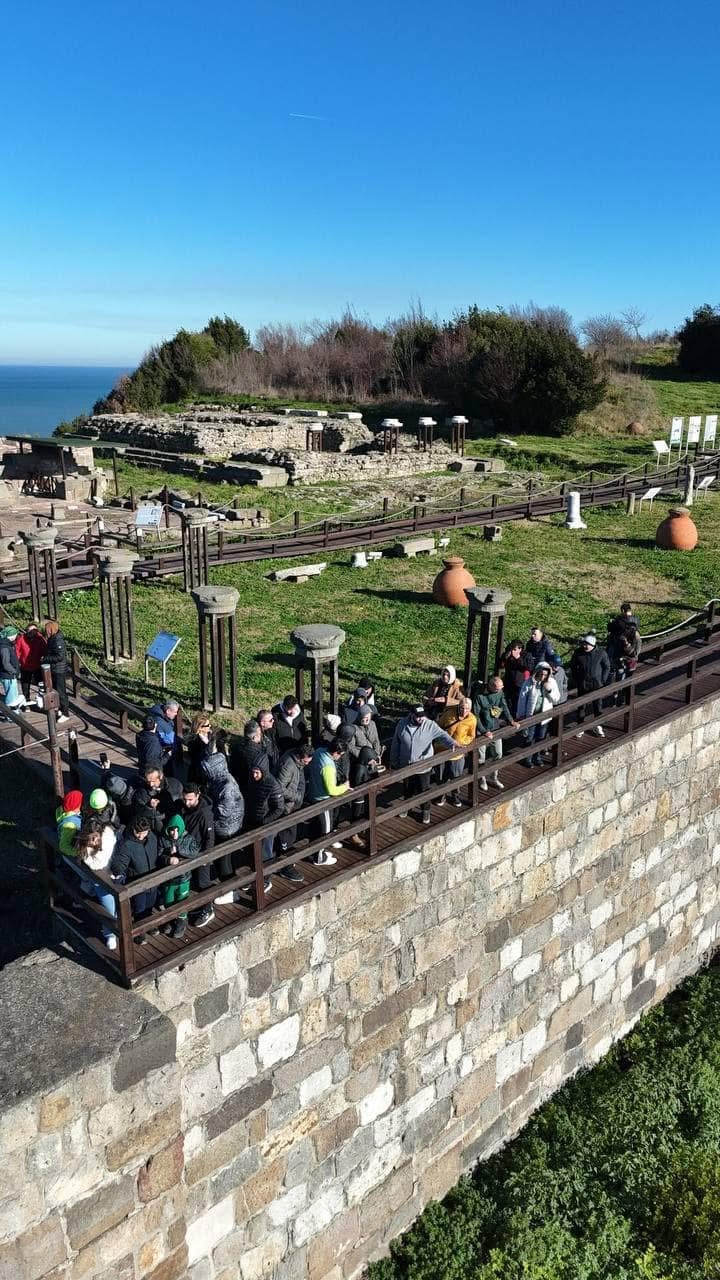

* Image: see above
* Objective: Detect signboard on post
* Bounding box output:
[704,414,718,448]
[669,417,684,449]
[135,501,163,530]
[687,416,702,446]
[145,631,181,688]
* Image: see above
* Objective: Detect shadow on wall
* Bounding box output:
[0,756,52,966]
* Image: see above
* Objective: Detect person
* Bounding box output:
[86,786,121,830]
[0,626,24,709]
[246,761,287,890]
[176,780,216,926]
[347,706,383,785]
[570,634,611,737]
[498,640,529,717]
[201,741,244,882]
[158,814,199,941]
[109,812,159,944]
[472,675,519,790]
[229,720,269,792]
[147,699,182,773]
[103,773,136,826]
[256,709,279,773]
[437,697,477,806]
[272,695,308,751]
[133,768,183,834]
[15,623,46,704]
[306,737,352,864]
[389,706,455,824]
[136,715,164,775]
[525,627,562,671]
[43,620,70,722]
[56,789,84,857]
[517,663,560,767]
[424,665,463,720]
[318,713,342,748]
[275,743,314,874]
[607,603,641,683]
[70,819,118,949]
[353,677,377,710]
[186,711,213,782]
[343,688,375,726]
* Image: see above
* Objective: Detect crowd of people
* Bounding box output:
[54,606,641,948]
[0,619,71,720]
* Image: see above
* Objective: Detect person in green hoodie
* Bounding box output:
[471,676,519,791]
[158,814,199,941]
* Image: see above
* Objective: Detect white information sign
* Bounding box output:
[669,417,684,447]
[703,414,718,447]
[687,416,702,445]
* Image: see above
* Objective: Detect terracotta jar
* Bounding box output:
[432,555,476,607]
[655,507,698,551]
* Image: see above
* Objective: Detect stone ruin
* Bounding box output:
[0,438,108,508]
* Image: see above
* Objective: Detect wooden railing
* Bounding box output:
[44,613,720,985]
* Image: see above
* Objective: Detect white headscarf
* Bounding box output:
[442,664,457,684]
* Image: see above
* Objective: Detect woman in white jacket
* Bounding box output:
[516,662,560,768]
[71,818,118,950]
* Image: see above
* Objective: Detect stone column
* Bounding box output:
[181,508,213,592]
[290,624,347,740]
[446,416,468,455]
[463,587,513,691]
[21,526,59,621]
[564,491,587,530]
[380,419,401,455]
[417,417,436,452]
[96,549,138,662]
[192,585,240,711]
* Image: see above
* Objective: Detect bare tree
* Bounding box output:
[621,307,647,342]
[581,314,631,362]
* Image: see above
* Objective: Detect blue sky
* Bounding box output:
[1,0,718,363]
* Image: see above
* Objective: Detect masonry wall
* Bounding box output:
[3,697,720,1280]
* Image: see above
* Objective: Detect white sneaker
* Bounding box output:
[106,936,118,951]
[479,777,488,792]
[214,890,235,905]
[576,730,584,738]
[492,775,505,790]
[57,713,70,724]
[331,841,343,850]
[314,851,338,866]
[593,726,605,738]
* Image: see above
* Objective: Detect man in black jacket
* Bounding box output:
[570,634,611,737]
[176,781,217,927]
[246,762,286,890]
[229,720,269,792]
[257,709,280,773]
[136,715,164,774]
[275,744,314,880]
[43,621,70,720]
[109,812,159,943]
[272,695,308,752]
[133,768,183,834]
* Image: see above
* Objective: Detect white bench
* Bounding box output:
[270,562,327,583]
[392,537,436,558]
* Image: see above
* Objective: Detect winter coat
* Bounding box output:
[517,675,561,725]
[424,678,463,719]
[91,799,121,830]
[276,750,307,813]
[0,637,20,680]
[259,730,279,773]
[176,797,215,853]
[136,728,164,774]
[159,830,199,884]
[389,717,455,770]
[56,806,82,857]
[110,831,159,881]
[498,654,530,713]
[607,616,641,670]
[524,637,562,669]
[16,629,46,672]
[201,753,244,838]
[246,770,285,829]
[307,748,350,802]
[133,775,184,834]
[438,707,477,760]
[348,719,381,760]
[472,688,514,732]
[82,826,116,873]
[104,774,136,825]
[570,646,611,694]
[272,705,308,750]
[229,737,269,792]
[187,733,212,781]
[148,705,179,759]
[44,631,68,675]
[553,666,569,705]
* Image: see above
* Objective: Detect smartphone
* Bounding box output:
[99,752,110,771]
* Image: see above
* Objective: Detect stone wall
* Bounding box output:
[84,412,374,459]
[3,697,720,1280]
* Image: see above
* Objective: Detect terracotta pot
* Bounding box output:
[655,507,698,551]
[432,555,476,607]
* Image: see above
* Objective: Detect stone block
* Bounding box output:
[106,1104,182,1171]
[145,1246,189,1280]
[257,1015,300,1068]
[137,1135,184,1202]
[0,1214,66,1280]
[186,1194,235,1265]
[194,985,229,1028]
[204,1077,272,1143]
[294,1184,344,1246]
[66,1176,135,1251]
[313,1106,358,1162]
[219,1042,257,1095]
[246,960,273,999]
[112,1016,177,1093]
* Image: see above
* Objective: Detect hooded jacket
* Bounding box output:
[272,704,308,750]
[16,628,46,672]
[110,830,159,881]
[177,795,215,853]
[246,766,285,829]
[276,749,308,812]
[148,704,178,751]
[525,636,562,669]
[44,630,68,674]
[438,706,478,759]
[229,736,269,791]
[136,727,164,774]
[348,718,381,760]
[201,752,244,837]
[472,686,514,732]
[389,716,455,769]
[517,671,560,723]
[55,805,83,857]
[570,645,611,693]
[307,748,350,802]
[133,774,183,833]
[0,635,20,680]
[159,820,199,884]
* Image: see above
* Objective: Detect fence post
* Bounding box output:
[252,837,266,911]
[41,664,65,802]
[118,896,136,980]
[367,789,378,857]
[704,599,716,643]
[471,742,479,808]
[686,657,696,705]
[554,709,565,767]
[71,649,81,695]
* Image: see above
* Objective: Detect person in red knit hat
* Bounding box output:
[55,790,84,857]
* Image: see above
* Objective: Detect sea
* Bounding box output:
[0,365,127,439]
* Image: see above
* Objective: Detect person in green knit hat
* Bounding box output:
[159,813,199,941]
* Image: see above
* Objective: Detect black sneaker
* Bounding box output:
[192,905,215,928]
[279,866,305,883]
[136,934,147,946]
[451,796,463,808]
[160,922,174,936]
[147,927,160,937]
[421,813,431,825]
[171,917,188,940]
[436,796,446,807]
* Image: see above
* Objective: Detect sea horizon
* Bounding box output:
[0,364,128,437]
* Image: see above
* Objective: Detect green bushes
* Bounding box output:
[370,966,720,1280]
[677,305,720,378]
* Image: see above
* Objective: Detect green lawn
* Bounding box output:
[11,491,720,726]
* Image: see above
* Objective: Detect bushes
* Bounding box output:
[677,305,720,377]
[370,966,720,1280]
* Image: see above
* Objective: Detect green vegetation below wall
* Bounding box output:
[370,962,720,1280]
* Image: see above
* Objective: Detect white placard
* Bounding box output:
[669,417,684,446]
[703,414,718,447]
[687,415,702,444]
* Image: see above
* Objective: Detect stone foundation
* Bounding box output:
[3,699,720,1279]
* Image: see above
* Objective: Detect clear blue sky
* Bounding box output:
[1,0,718,363]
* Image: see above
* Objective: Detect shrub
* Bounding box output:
[676,305,720,377]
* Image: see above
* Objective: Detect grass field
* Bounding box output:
[11,490,719,726]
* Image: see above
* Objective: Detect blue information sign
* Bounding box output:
[145,632,181,687]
